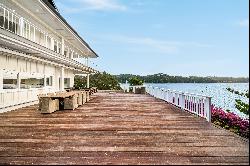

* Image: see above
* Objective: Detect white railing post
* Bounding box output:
[205,97,212,122]
[144,86,212,122]
[180,93,185,110]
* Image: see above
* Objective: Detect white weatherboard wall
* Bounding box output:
[0,53,76,112]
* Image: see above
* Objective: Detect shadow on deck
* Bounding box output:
[0,92,249,165]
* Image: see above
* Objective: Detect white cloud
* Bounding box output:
[81,0,127,11]
[239,19,249,28]
[56,0,127,13]
[100,34,212,54]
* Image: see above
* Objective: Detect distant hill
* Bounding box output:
[114,73,249,83]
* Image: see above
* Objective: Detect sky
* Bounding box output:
[54,0,249,77]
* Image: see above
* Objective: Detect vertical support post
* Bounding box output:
[87,73,90,89]
[17,73,21,89]
[51,38,54,50]
[28,24,31,40]
[33,27,36,42]
[0,69,3,90]
[45,35,48,48]
[19,17,24,37]
[7,10,9,30]
[61,37,64,56]
[60,68,64,91]
[3,8,5,29]
[205,97,212,122]
[56,41,59,53]
[11,12,13,31]
[71,50,74,59]
[43,75,46,87]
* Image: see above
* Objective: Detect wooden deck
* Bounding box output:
[0,92,249,165]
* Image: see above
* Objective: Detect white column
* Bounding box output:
[57,41,59,53]
[28,24,31,40]
[45,35,48,48]
[71,50,74,59]
[51,38,54,51]
[33,27,36,42]
[0,69,3,90]
[86,57,90,88]
[17,73,21,89]
[43,75,46,87]
[60,68,64,91]
[87,73,90,88]
[61,38,64,56]
[19,17,24,37]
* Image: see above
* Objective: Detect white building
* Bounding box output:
[0,0,98,113]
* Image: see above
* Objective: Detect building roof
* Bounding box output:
[41,0,99,58]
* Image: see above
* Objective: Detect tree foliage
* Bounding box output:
[114,73,249,83]
[74,72,122,90]
[226,88,249,115]
[128,77,144,86]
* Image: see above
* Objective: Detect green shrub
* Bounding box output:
[128,77,144,86]
[74,72,122,90]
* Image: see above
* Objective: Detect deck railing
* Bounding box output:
[0,87,54,110]
[146,86,212,122]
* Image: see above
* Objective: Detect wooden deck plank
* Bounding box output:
[0,92,248,165]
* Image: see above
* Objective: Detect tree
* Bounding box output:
[74,72,122,90]
[128,77,144,86]
[226,88,249,115]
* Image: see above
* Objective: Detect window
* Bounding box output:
[46,76,52,86]
[0,7,4,28]
[64,78,70,88]
[4,10,8,30]
[3,79,17,89]
[20,78,44,89]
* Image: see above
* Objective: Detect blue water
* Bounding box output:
[121,83,249,118]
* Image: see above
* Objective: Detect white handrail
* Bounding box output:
[146,85,212,122]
